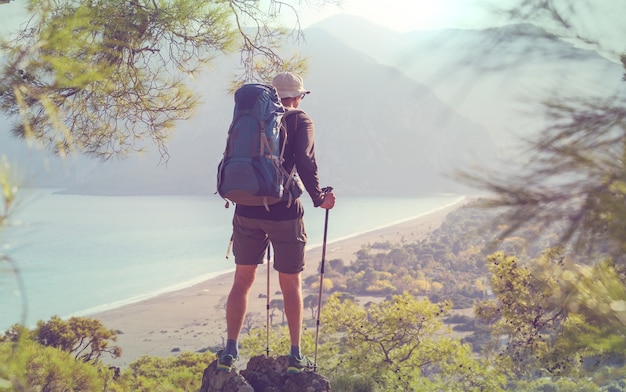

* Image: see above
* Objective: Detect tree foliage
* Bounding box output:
[0,155,20,226]
[318,292,505,391]
[476,251,574,378]
[459,2,626,262]
[240,292,504,390]
[1,0,233,159]
[493,0,624,60]
[0,337,214,392]
[460,95,626,262]
[0,339,105,392]
[475,250,626,386]
[0,0,338,160]
[114,352,215,392]
[3,316,123,364]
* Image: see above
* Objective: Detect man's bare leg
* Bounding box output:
[225,264,258,354]
[279,271,303,351]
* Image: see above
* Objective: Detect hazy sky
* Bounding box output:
[0,1,28,35]
[0,0,620,32]
[0,0,623,58]
[296,0,504,32]
[300,0,624,61]
[0,0,502,36]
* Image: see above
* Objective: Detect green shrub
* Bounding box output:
[330,374,378,392]
[0,340,103,391]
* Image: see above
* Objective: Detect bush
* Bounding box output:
[452,323,477,332]
[444,314,473,324]
[512,377,600,392]
[115,352,215,391]
[370,241,392,250]
[0,340,104,391]
[330,374,378,392]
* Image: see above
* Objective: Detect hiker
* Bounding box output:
[217,72,336,373]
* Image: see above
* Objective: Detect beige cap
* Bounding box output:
[272,72,311,99]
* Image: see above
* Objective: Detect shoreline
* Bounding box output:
[93,199,465,367]
[73,197,466,321]
[305,196,465,249]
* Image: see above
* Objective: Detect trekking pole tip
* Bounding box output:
[225,239,233,259]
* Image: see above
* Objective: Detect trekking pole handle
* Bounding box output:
[322,186,333,194]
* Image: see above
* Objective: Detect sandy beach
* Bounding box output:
[94,201,463,367]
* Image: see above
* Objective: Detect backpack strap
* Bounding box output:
[258,120,272,156]
[282,165,299,208]
[279,109,305,208]
[279,109,304,159]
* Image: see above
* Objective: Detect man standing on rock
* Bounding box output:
[217,72,336,373]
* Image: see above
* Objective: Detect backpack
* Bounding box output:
[217,83,303,209]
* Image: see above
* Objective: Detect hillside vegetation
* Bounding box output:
[4,201,626,391]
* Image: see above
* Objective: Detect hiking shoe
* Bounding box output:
[287,354,313,374]
[216,349,236,372]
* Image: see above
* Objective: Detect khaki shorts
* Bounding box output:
[232,215,307,274]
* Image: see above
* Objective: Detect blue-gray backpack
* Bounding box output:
[217,83,303,209]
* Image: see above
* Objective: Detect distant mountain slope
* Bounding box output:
[314,15,626,149]
[288,28,495,195]
[1,22,498,196]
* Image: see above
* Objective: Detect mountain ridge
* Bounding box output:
[3,16,617,196]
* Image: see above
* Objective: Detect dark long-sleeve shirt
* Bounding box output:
[235,109,324,220]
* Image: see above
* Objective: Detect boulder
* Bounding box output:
[200,355,331,392]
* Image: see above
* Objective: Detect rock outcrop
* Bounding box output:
[200,355,331,392]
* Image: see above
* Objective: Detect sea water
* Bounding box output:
[0,189,463,331]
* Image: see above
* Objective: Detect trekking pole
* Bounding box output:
[313,186,333,373]
[265,243,271,357]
